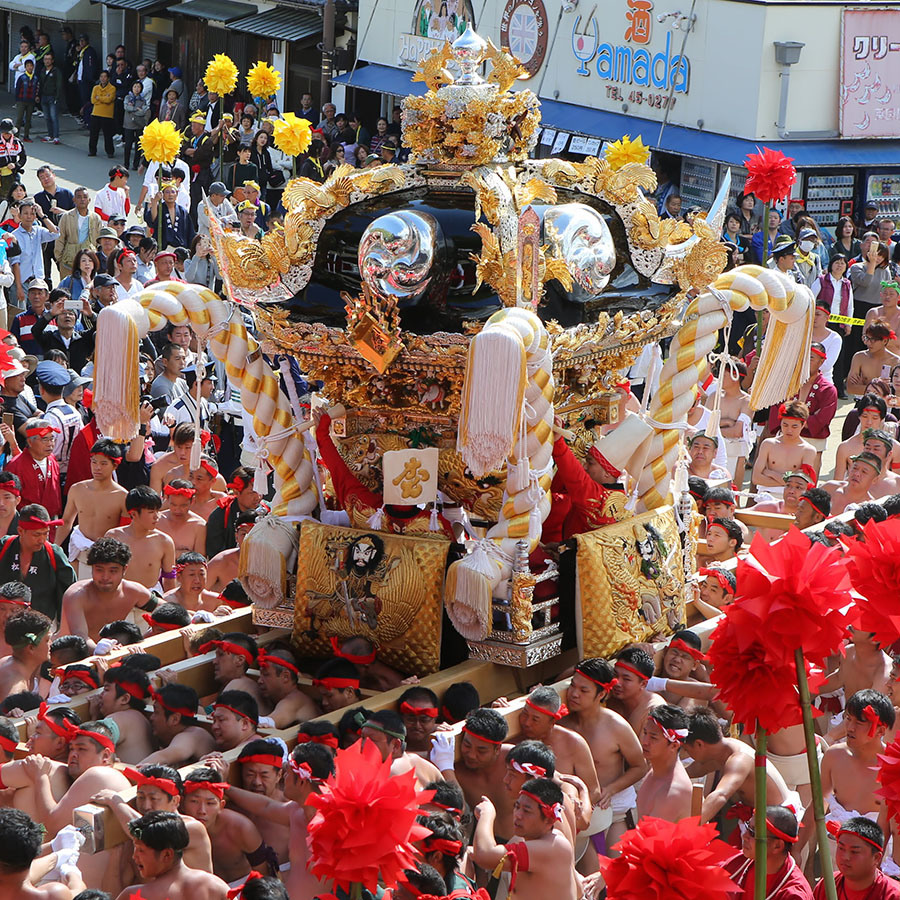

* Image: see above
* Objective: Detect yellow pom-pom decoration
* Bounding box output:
[604,134,650,170]
[204,53,239,97]
[139,119,182,166]
[247,61,281,100]
[272,112,312,158]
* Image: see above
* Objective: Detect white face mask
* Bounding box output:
[800,240,814,254]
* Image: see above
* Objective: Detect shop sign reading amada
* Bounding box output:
[399,0,477,69]
[500,0,549,78]
[571,0,690,105]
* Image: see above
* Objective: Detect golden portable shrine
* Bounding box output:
[92,26,817,676]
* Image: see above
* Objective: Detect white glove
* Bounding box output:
[191,611,217,624]
[646,676,668,693]
[430,732,455,772]
[94,638,117,656]
[51,825,85,853]
[45,693,72,705]
[258,716,276,729]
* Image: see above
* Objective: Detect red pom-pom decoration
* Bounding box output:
[877,735,900,824]
[600,816,738,900]
[845,518,900,649]
[744,146,797,205]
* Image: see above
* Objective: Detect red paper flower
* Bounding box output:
[845,518,900,648]
[726,529,854,670]
[707,611,824,733]
[600,816,738,899]
[877,736,900,823]
[305,739,432,894]
[744,146,797,205]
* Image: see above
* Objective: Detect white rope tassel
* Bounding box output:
[239,514,300,608]
[93,302,146,441]
[189,346,204,471]
[367,505,385,530]
[457,325,527,477]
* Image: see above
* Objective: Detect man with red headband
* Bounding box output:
[257,647,317,728]
[694,565,736,615]
[0,472,21,538]
[816,817,900,899]
[112,246,140,299]
[397,686,440,756]
[802,690,894,865]
[205,632,265,707]
[637,704,693,823]
[158,478,206,554]
[205,507,258,592]
[753,465,818,542]
[205,465,262,559]
[0,503,75,622]
[93,164,131,221]
[97,666,153,763]
[725,805,812,899]
[56,438,128,578]
[560,656,646,869]
[162,551,220,612]
[752,400,818,493]
[190,455,226,523]
[0,608,50,698]
[793,487,832,531]
[474,777,577,900]
[143,683,215,767]
[330,634,406,692]
[5,416,63,521]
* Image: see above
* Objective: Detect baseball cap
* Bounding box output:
[26,278,49,292]
[168,66,182,78]
[93,273,117,288]
[97,226,120,242]
[209,182,227,196]
[35,360,71,387]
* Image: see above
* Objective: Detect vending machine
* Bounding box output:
[678,157,718,209]
[802,171,857,230]
[864,171,900,219]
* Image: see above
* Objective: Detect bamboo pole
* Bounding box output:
[754,727,768,900]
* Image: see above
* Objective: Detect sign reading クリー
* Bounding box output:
[571,0,690,95]
[500,0,549,78]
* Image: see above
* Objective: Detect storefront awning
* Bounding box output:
[539,99,900,169]
[168,0,257,23]
[5,0,98,19]
[100,0,168,10]
[230,6,321,41]
[332,63,427,97]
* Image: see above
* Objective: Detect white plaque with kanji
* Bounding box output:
[383,448,439,506]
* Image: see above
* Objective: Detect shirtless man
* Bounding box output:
[150,425,227,495]
[653,630,707,711]
[55,439,129,579]
[96,666,154,764]
[143,683,215,766]
[205,510,258,593]
[313,659,364,712]
[159,481,206,554]
[201,633,264,706]
[398,686,440,757]
[210,691,260,752]
[190,458,226,522]
[234,739,291,865]
[163,552,220,612]
[848,319,900,396]
[257,648,318,728]
[693,566,736,617]
[454,709,517,840]
[106,486,177,592]
[0,609,51,699]
[701,486,749,542]
[180,767,273,885]
[330,635,406,692]
[474,778,577,900]
[752,400,818,490]
[92,765,213,886]
[701,517,743,564]
[801,690,893,863]
[715,357,754,485]
[822,452,882,515]
[683,708,791,825]
[859,429,900,498]
[560,657,647,866]
[0,582,30,659]
[215,743,335,898]
[865,280,900,355]
[24,704,80,764]
[114,811,228,900]
[688,432,731,481]
[360,710,442,788]
[58,537,154,649]
[608,647,666,735]
[837,396,896,478]
[752,467,816,543]
[637,704,693,823]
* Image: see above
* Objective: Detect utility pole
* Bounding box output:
[320,0,335,106]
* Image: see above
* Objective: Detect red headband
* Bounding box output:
[227,871,263,900]
[164,485,195,498]
[313,676,359,691]
[149,688,196,720]
[115,680,148,701]
[238,753,284,769]
[297,732,339,749]
[431,801,462,816]
[329,636,376,665]
[38,703,72,740]
[862,704,883,737]
[766,818,799,844]
[25,425,61,438]
[698,567,734,594]
[184,780,229,799]
[588,445,622,479]
[441,705,458,724]
[227,476,248,492]
[60,666,98,689]
[142,612,183,631]
[0,483,20,498]
[213,702,256,723]
[217,592,249,609]
[400,701,439,718]
[462,726,502,746]
[524,697,569,720]
[258,650,300,676]
[520,789,563,821]
[91,451,121,466]
[511,759,547,779]
[826,820,883,852]
[199,640,254,665]
[19,516,64,530]
[60,720,115,753]
[288,757,323,783]
[575,669,618,691]
[0,733,18,754]
[422,836,463,855]
[669,638,706,662]
[799,495,829,518]
[649,716,689,744]
[200,459,218,477]
[123,766,180,797]
[0,593,28,607]
[777,404,805,422]
[615,661,649,682]
[810,345,827,360]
